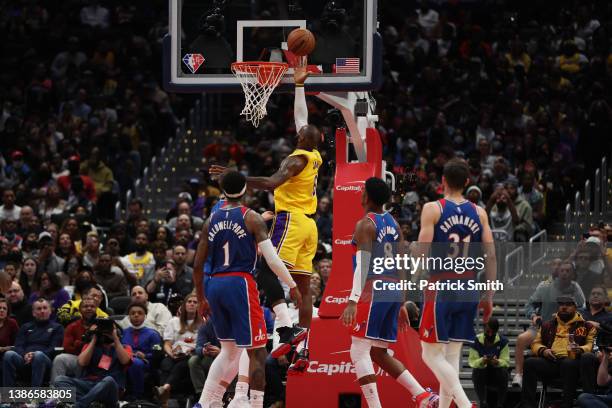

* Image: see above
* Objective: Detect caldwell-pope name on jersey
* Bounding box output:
[208,220,247,241]
[439,214,481,234]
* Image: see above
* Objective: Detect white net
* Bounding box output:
[231,62,288,128]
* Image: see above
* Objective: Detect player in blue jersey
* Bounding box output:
[418,159,497,408]
[341,177,439,408]
[193,171,302,408]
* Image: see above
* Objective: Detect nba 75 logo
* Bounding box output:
[183,54,205,73]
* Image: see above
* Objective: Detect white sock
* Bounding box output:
[249,389,264,408]
[421,342,471,408]
[200,382,225,406]
[273,303,291,328]
[235,381,249,397]
[360,383,382,408]
[397,370,426,397]
[238,350,250,378]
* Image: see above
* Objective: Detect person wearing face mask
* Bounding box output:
[50,297,97,382]
[521,295,598,408]
[468,318,510,408]
[121,302,162,400]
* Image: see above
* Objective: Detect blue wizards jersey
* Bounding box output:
[208,205,257,276]
[204,200,226,276]
[352,212,400,278]
[431,198,483,278]
[433,199,482,243]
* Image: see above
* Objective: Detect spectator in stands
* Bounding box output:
[188,317,220,396]
[487,187,516,242]
[7,282,32,326]
[315,195,332,243]
[54,319,131,408]
[119,286,172,335]
[57,286,108,326]
[521,295,598,408]
[122,302,162,400]
[504,180,534,240]
[2,261,18,281]
[18,257,37,299]
[126,198,146,238]
[573,238,609,297]
[166,200,204,233]
[82,231,100,267]
[55,232,81,285]
[311,272,323,308]
[1,218,22,249]
[17,206,35,235]
[577,346,612,408]
[121,232,155,285]
[36,232,65,277]
[466,186,485,209]
[79,0,110,29]
[27,272,69,320]
[318,258,332,285]
[50,297,96,382]
[0,189,21,221]
[152,240,169,268]
[469,318,510,408]
[0,298,19,355]
[3,298,63,386]
[93,252,128,299]
[519,173,544,229]
[581,286,611,328]
[57,156,97,204]
[514,261,586,386]
[156,294,202,408]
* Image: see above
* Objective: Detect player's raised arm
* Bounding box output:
[245,155,307,191]
[244,209,302,308]
[193,218,210,314]
[294,66,310,131]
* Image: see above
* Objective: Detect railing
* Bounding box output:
[114,95,207,222]
[563,157,610,240]
[528,229,547,271]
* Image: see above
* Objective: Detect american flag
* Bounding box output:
[335,58,360,73]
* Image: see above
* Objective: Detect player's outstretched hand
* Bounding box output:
[209,165,229,179]
[398,305,410,332]
[289,286,302,309]
[294,65,310,85]
[478,297,493,323]
[261,211,275,222]
[341,301,357,327]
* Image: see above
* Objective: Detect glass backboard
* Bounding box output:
[164,0,381,92]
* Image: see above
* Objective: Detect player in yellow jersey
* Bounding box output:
[210,66,321,371]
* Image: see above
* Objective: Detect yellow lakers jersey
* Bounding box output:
[274,149,322,214]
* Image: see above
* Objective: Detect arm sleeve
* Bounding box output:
[498,341,510,368]
[580,326,597,353]
[195,325,206,357]
[44,325,64,358]
[349,250,371,303]
[294,86,308,132]
[258,239,296,288]
[468,347,485,369]
[13,326,26,356]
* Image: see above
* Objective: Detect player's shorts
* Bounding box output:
[206,272,267,348]
[419,287,479,344]
[351,300,402,343]
[270,211,318,276]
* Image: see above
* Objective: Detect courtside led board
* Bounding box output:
[164,0,381,92]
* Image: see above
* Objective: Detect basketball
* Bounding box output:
[287,28,316,56]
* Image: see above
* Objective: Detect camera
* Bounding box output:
[83,318,117,345]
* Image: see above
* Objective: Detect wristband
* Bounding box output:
[295,83,304,87]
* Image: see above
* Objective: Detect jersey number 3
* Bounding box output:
[448,233,470,258]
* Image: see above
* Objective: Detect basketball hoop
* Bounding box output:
[231,61,288,128]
